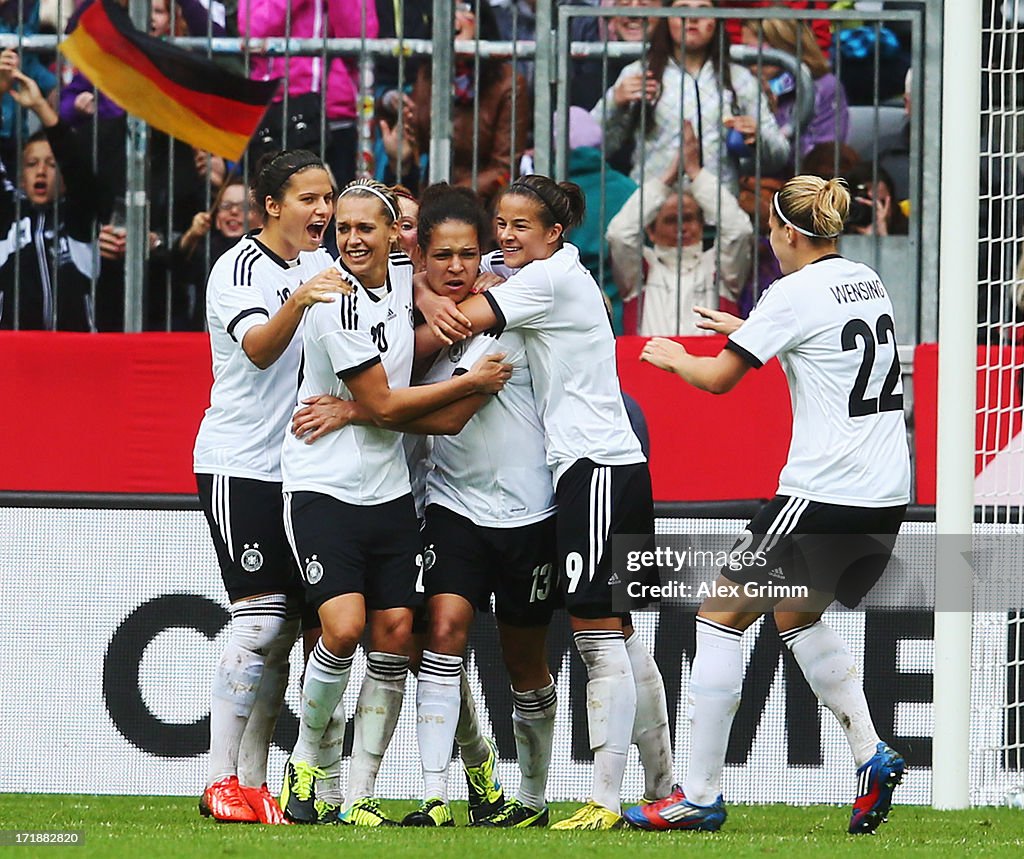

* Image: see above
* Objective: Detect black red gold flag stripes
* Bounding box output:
[60,0,279,161]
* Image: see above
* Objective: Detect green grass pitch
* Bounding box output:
[2,796,1023,857]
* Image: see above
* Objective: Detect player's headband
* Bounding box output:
[260,150,324,195]
[338,183,398,222]
[772,191,840,239]
[509,180,563,223]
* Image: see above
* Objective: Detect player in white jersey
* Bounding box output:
[631,176,909,836]
[290,183,505,827]
[277,179,511,826]
[416,175,675,830]
[369,184,554,829]
[192,150,347,824]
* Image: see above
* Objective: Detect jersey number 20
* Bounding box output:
[841,314,903,418]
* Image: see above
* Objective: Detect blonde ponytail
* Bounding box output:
[811,178,850,238]
[775,174,850,240]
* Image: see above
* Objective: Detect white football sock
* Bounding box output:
[291,638,353,765]
[316,695,349,805]
[237,607,299,787]
[683,617,743,806]
[346,651,408,803]
[208,594,288,784]
[456,668,490,767]
[781,621,881,767]
[625,632,674,801]
[512,680,556,811]
[416,651,463,802]
[573,630,635,815]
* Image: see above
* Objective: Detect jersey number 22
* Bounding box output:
[841,314,903,418]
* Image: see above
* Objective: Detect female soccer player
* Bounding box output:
[290,186,511,828]
[417,174,674,830]
[393,184,558,829]
[392,185,421,266]
[278,178,511,825]
[193,149,347,824]
[628,175,908,835]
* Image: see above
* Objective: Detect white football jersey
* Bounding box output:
[728,255,910,507]
[423,330,555,527]
[482,244,645,485]
[281,253,416,504]
[194,235,334,480]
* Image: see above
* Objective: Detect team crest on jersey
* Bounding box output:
[422,544,436,572]
[305,554,324,584]
[240,543,264,573]
[407,303,415,328]
[448,340,466,363]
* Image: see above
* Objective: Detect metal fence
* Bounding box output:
[0,1,960,345]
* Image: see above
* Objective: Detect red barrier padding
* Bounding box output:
[913,344,937,504]
[912,344,1024,505]
[615,335,791,501]
[0,332,794,500]
[14,333,1020,505]
[1,332,212,494]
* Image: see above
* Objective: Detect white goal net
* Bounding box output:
[972,0,1024,808]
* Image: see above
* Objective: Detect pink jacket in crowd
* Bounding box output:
[237,0,378,122]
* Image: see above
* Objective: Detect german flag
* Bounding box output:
[60,0,280,161]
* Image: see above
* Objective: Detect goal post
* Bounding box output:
[933,0,982,811]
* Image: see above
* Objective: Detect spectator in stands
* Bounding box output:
[60,0,222,128]
[94,140,228,330]
[38,0,75,34]
[490,0,540,86]
[374,93,425,193]
[375,0,431,100]
[876,68,912,201]
[720,1,834,55]
[843,163,908,236]
[801,140,860,180]
[408,1,531,207]
[560,106,637,334]
[66,0,229,329]
[733,171,783,314]
[835,18,910,106]
[372,0,430,190]
[166,176,262,331]
[606,119,752,336]
[491,0,599,89]
[239,0,378,188]
[571,0,660,112]
[0,0,56,170]
[0,58,101,331]
[740,18,849,171]
[594,0,789,195]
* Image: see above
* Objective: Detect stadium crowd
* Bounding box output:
[0,0,931,337]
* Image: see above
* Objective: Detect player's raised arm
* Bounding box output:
[641,337,750,394]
